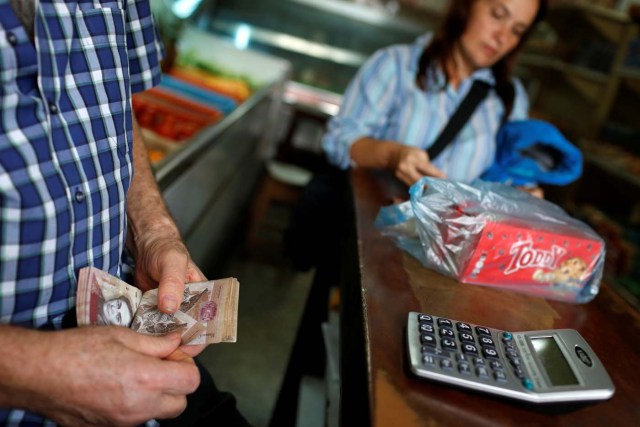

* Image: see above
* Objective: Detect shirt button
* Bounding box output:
[6,32,18,46]
[49,102,59,114]
[74,189,85,203]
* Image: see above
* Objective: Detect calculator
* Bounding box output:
[406,312,615,403]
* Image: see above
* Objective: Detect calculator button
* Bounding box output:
[494,370,507,382]
[478,336,495,347]
[441,338,457,350]
[418,314,434,323]
[476,326,491,336]
[509,357,522,368]
[456,322,472,332]
[476,366,490,379]
[421,334,437,346]
[473,357,485,366]
[504,343,517,353]
[506,349,519,359]
[423,354,438,366]
[455,353,469,363]
[490,360,504,370]
[502,331,513,341]
[440,359,453,370]
[420,323,435,334]
[423,347,451,358]
[482,347,499,359]
[522,378,534,390]
[461,343,479,355]
[459,332,474,343]
[439,327,455,338]
[457,362,471,375]
[437,318,453,328]
[513,368,525,379]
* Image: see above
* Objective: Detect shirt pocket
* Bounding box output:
[72,2,131,158]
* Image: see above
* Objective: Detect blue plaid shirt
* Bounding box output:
[0,0,162,424]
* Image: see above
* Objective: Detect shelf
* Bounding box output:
[549,0,634,44]
[583,151,640,189]
[519,53,609,85]
[620,67,640,96]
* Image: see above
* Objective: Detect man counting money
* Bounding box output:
[0,0,250,425]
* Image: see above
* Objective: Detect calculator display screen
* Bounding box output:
[530,337,579,386]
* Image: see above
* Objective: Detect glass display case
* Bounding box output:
[193,0,444,95]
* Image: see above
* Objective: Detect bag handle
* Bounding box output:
[426,80,491,161]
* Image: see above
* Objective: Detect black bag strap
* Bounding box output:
[426,80,492,160]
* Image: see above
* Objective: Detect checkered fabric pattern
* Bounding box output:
[0,0,162,424]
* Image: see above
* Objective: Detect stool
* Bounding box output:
[245,160,312,253]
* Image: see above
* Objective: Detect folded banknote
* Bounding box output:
[76,267,239,345]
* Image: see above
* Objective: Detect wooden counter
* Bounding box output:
[342,168,640,426]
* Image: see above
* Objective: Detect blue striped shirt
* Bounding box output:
[322,34,530,183]
[0,0,162,425]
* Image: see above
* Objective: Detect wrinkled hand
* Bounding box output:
[133,232,208,356]
[26,327,199,427]
[134,233,206,313]
[390,145,446,186]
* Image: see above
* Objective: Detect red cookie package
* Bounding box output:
[404,178,605,303]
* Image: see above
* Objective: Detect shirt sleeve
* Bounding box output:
[126,0,164,93]
[322,47,401,169]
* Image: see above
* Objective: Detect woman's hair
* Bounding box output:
[415,0,548,114]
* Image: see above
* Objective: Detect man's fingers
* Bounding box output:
[156,362,200,395]
[185,262,207,283]
[165,348,195,363]
[118,329,182,358]
[157,254,189,313]
[155,394,190,421]
[179,343,207,358]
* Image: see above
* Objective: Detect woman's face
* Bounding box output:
[458,0,539,71]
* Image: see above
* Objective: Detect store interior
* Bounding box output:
[140,1,640,426]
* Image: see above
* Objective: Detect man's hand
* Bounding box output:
[390,145,447,186]
[133,231,208,357]
[133,230,206,313]
[0,326,199,427]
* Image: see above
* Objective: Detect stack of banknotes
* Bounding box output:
[76,267,239,345]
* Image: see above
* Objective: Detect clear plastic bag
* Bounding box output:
[374,178,605,303]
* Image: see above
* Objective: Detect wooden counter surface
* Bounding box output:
[348,168,640,426]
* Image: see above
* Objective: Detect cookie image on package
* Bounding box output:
[533,257,588,289]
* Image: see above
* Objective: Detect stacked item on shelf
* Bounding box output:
[167,67,250,103]
[133,61,253,163]
[135,26,289,164]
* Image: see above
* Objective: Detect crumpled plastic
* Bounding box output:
[374,177,605,303]
[480,119,583,186]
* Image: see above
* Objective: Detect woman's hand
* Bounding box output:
[516,185,544,198]
[350,138,446,186]
[390,145,447,186]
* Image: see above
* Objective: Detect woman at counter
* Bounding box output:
[322,0,547,193]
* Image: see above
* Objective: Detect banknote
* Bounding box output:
[130,279,239,344]
[76,267,239,345]
[76,267,143,327]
